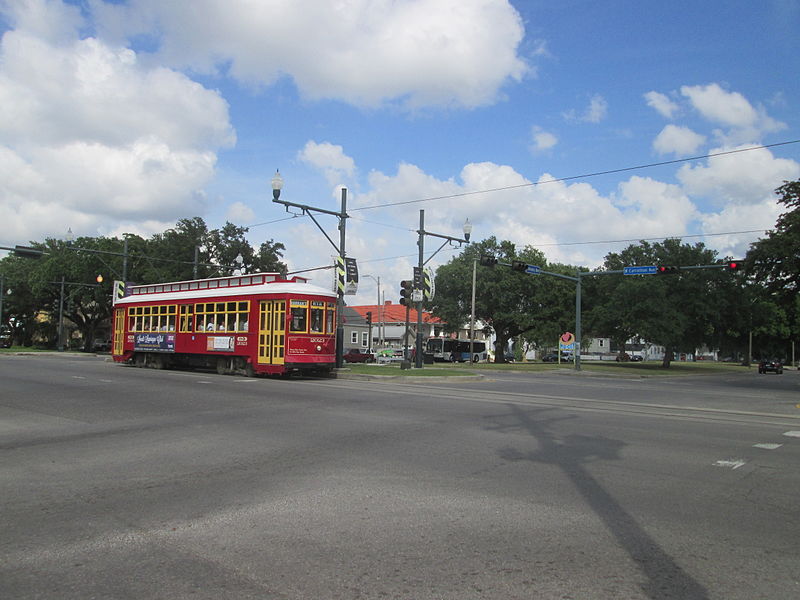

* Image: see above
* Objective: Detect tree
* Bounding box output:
[585,239,733,367]
[432,238,575,363]
[746,179,800,348]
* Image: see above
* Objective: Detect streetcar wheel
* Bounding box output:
[134,353,146,368]
[216,357,228,375]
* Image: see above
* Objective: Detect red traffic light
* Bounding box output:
[656,265,679,275]
[726,260,742,271]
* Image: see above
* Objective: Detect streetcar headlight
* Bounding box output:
[316,345,322,352]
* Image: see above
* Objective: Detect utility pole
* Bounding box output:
[272,172,348,368]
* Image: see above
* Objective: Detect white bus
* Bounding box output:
[426,338,487,363]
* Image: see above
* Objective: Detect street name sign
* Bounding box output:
[623,266,657,276]
[525,265,542,275]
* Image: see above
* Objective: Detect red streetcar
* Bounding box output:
[111,272,337,377]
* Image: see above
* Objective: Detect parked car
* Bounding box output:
[343,348,375,363]
[503,352,515,363]
[758,359,783,374]
[629,354,643,362]
[93,339,112,352]
[541,353,560,362]
[0,333,11,349]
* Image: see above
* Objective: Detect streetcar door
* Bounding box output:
[112,308,125,355]
[258,300,286,365]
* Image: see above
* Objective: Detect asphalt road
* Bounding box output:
[2,354,799,599]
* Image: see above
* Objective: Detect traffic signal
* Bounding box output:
[96,274,104,283]
[365,311,372,326]
[511,260,527,272]
[726,260,742,271]
[479,255,498,267]
[656,265,680,275]
[13,245,44,259]
[399,280,413,306]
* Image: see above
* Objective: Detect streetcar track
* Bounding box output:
[295,379,800,429]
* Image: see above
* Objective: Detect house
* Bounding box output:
[342,301,443,351]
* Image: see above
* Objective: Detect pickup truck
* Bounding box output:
[343,348,375,363]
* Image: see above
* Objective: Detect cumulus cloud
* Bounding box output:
[677,145,800,206]
[652,125,706,156]
[644,91,679,119]
[298,141,356,189]
[698,201,782,260]
[531,127,558,153]
[681,83,786,144]
[91,0,529,110]
[0,0,235,242]
[563,94,608,124]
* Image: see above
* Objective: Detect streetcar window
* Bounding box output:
[290,301,308,332]
[199,281,208,289]
[229,278,239,287]
[189,282,198,290]
[191,300,250,333]
[310,307,324,332]
[180,305,193,332]
[326,303,336,334]
[181,283,189,290]
[241,277,251,285]
[218,280,228,287]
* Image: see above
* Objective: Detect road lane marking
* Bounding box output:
[753,443,782,450]
[713,459,746,469]
[783,431,800,438]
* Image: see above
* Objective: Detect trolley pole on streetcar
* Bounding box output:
[271,171,349,369]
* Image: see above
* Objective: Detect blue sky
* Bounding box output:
[1,0,799,306]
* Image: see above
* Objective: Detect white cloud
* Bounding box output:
[677,145,800,206]
[564,94,608,123]
[681,83,786,143]
[652,125,706,156]
[298,141,356,189]
[699,201,782,259]
[644,91,679,119]
[531,127,558,153]
[92,0,529,110]
[0,0,235,242]
[226,201,255,225]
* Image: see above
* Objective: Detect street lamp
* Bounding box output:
[271,171,349,368]
[415,210,472,368]
[363,274,382,350]
[271,170,283,200]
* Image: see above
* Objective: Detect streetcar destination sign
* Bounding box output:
[623,266,658,275]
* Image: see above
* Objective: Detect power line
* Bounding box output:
[350,140,800,212]
[534,229,769,247]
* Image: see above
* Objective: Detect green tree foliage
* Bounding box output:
[585,239,733,367]
[746,179,800,344]
[432,237,575,363]
[0,217,287,349]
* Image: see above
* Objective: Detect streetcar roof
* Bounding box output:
[115,280,337,305]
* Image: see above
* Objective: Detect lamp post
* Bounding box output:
[363,274,382,350]
[415,210,471,368]
[0,273,5,338]
[271,170,349,368]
